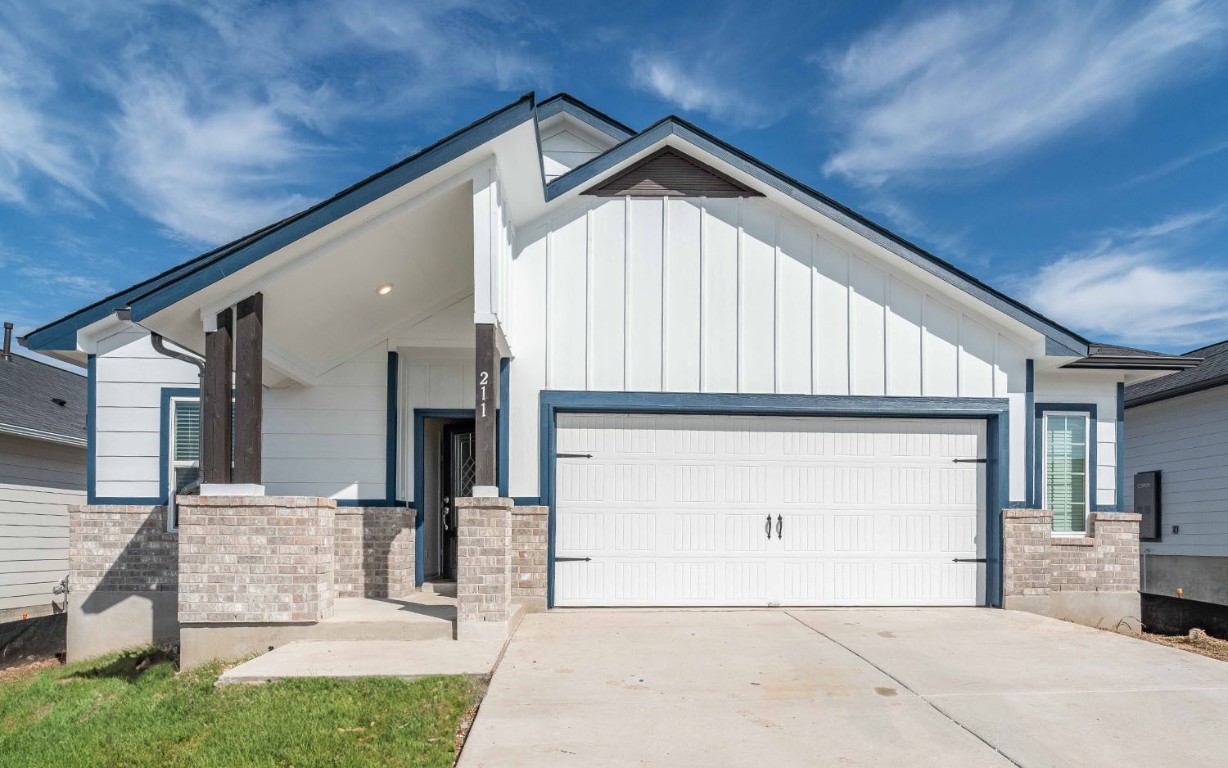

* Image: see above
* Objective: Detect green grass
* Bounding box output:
[0,649,485,768]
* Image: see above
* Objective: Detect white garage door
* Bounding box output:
[553,414,985,607]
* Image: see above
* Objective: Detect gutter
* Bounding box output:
[0,423,86,448]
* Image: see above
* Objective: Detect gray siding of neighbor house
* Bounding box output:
[1125,386,1228,607]
[0,433,85,618]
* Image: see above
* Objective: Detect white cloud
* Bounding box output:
[630,52,778,128]
[111,76,314,244]
[0,26,96,205]
[1018,206,1228,348]
[822,0,1228,186]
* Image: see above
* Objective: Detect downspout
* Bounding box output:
[115,309,208,497]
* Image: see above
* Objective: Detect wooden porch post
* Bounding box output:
[202,308,233,484]
[233,293,263,485]
[474,323,498,491]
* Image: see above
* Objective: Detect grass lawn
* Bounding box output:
[0,648,485,768]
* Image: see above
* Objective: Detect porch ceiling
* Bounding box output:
[143,183,475,383]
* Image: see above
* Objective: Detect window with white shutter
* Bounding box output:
[168,398,201,530]
[1043,412,1089,534]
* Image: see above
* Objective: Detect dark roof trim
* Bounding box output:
[537,93,635,142]
[548,117,1090,355]
[1126,373,1228,408]
[1064,356,1200,371]
[582,146,763,198]
[23,95,538,347]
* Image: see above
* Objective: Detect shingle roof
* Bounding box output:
[1063,342,1202,371]
[0,354,87,445]
[1125,340,1228,407]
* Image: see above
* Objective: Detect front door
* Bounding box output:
[439,424,476,579]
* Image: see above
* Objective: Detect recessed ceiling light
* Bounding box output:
[377,284,393,296]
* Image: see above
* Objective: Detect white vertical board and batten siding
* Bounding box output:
[1126,387,1228,556]
[508,196,1031,499]
[0,434,83,613]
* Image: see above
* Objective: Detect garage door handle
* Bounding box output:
[952,458,986,463]
[952,558,987,563]
[556,453,593,459]
[556,557,592,563]
[765,514,772,540]
[776,514,783,539]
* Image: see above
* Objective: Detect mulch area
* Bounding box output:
[0,614,66,676]
[1115,627,1228,662]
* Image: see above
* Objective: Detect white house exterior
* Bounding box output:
[21,94,1193,665]
[1125,340,1228,636]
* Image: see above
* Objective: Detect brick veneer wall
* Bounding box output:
[177,496,335,624]
[69,505,177,593]
[456,496,512,638]
[511,506,547,608]
[1003,509,1141,596]
[334,507,414,599]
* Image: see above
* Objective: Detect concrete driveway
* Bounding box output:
[460,608,1228,767]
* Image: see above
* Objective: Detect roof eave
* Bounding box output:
[1063,357,1202,371]
[1126,374,1228,408]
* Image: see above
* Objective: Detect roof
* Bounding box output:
[1126,339,1228,407]
[0,354,87,446]
[1063,342,1202,371]
[25,91,1158,361]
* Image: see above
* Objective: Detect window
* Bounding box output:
[168,397,200,530]
[1043,412,1089,533]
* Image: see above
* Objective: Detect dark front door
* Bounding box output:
[439,424,476,580]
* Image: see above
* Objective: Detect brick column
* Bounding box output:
[1003,509,1054,597]
[456,496,513,641]
[511,505,548,610]
[177,496,335,624]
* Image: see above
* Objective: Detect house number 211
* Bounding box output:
[479,370,489,417]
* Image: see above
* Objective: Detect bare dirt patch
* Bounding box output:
[1114,627,1228,663]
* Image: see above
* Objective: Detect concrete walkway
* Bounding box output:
[460,608,1228,767]
[216,639,501,684]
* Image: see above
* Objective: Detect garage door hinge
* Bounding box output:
[556,452,593,459]
[952,458,987,463]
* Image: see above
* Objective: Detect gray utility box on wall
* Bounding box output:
[1135,471,1162,541]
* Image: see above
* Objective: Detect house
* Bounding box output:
[0,322,87,624]
[1125,340,1228,637]
[19,94,1197,666]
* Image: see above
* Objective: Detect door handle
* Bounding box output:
[765,514,772,540]
[442,497,451,532]
[776,514,783,539]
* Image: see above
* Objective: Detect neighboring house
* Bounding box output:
[20,94,1196,666]
[0,322,87,623]
[1125,340,1228,637]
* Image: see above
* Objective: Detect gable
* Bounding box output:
[541,126,610,182]
[582,147,762,198]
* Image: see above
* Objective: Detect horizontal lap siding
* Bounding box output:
[1126,387,1228,555]
[263,343,388,500]
[0,434,83,613]
[94,329,198,499]
[94,328,391,503]
[508,197,1031,499]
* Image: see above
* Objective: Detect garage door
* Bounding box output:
[553,414,985,607]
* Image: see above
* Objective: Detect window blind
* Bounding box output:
[1045,414,1087,533]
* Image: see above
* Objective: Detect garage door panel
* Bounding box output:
[554,413,985,607]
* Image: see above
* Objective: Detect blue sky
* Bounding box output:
[3,0,1228,365]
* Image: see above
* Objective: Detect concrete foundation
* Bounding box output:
[1004,591,1141,630]
[66,590,179,662]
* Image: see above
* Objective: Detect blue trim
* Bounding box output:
[1025,360,1035,508]
[511,496,541,506]
[1116,382,1125,512]
[85,355,97,503]
[498,357,510,497]
[537,93,635,142]
[547,119,1088,356]
[412,408,476,586]
[386,351,399,505]
[537,391,1011,610]
[1034,403,1100,526]
[158,387,200,505]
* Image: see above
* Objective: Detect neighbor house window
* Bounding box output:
[1043,412,1089,534]
[167,397,200,530]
